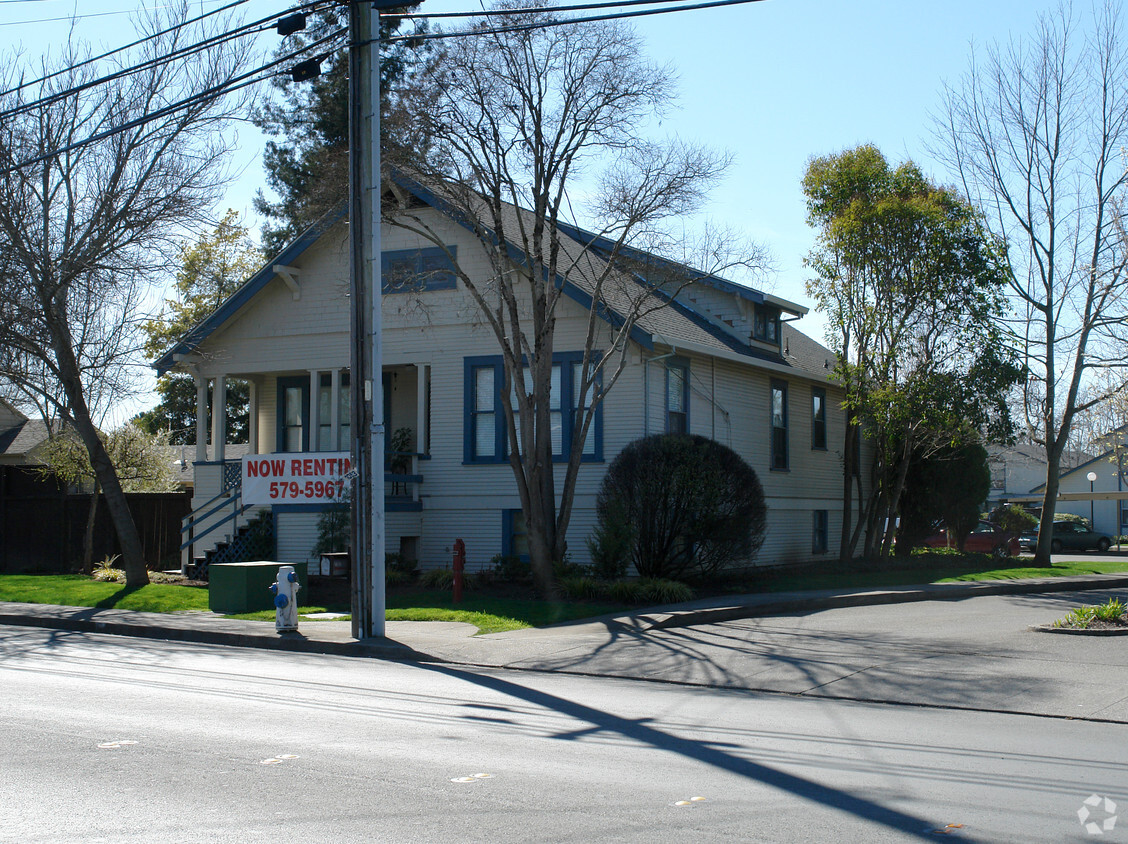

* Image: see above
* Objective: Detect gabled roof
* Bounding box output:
[0,417,54,463]
[152,175,832,383]
[152,205,347,375]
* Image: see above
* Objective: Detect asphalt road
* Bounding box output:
[1,625,1125,843]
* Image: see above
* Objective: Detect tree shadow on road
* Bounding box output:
[420,660,961,842]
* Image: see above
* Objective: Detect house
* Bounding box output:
[1027,450,1128,538]
[153,184,864,575]
[985,442,1092,510]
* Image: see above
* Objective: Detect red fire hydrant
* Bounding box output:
[452,538,466,603]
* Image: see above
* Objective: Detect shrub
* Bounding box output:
[608,579,647,604]
[604,577,693,605]
[491,553,529,583]
[386,553,418,576]
[386,568,415,587]
[420,567,454,589]
[312,502,350,557]
[586,499,633,581]
[92,554,124,583]
[989,504,1038,534]
[595,434,766,581]
[638,578,694,604]
[559,576,606,601]
[418,568,481,591]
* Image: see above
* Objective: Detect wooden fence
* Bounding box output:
[0,466,191,573]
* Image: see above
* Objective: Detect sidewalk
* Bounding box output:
[4,574,1128,721]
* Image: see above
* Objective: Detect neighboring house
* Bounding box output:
[0,399,61,572]
[154,184,866,575]
[161,443,251,493]
[1028,450,1128,538]
[0,398,191,572]
[985,443,1092,510]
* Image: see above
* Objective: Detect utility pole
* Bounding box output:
[349,0,385,638]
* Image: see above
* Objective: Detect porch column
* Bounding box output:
[194,377,208,463]
[416,364,428,456]
[330,368,341,451]
[247,379,258,454]
[211,376,226,463]
[309,370,321,452]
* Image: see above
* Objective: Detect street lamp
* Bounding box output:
[1087,471,1098,529]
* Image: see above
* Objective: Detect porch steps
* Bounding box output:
[187,511,273,582]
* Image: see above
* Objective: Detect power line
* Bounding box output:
[0,3,335,122]
[0,28,346,177]
[381,0,767,42]
[0,3,181,27]
[0,0,250,96]
[386,0,703,20]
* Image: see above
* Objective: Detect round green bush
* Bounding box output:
[595,434,766,582]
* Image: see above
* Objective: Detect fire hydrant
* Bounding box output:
[269,565,300,633]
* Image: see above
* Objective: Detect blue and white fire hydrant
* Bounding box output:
[269,565,300,633]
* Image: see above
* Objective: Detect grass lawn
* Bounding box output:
[1,555,1126,635]
[0,574,211,613]
[745,556,1128,594]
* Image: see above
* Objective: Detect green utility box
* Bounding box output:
[208,561,309,614]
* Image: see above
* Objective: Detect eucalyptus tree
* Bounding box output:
[804,145,1020,559]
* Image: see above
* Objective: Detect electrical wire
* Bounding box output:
[0,0,250,96]
[0,3,181,27]
[0,28,346,177]
[381,0,766,42]
[0,2,336,122]
[386,0,703,20]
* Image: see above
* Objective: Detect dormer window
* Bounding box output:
[753,305,780,343]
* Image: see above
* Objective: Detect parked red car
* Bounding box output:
[922,520,1020,558]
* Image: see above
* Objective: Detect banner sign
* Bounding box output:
[242,452,352,506]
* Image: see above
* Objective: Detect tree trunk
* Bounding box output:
[49,320,148,587]
[82,479,100,574]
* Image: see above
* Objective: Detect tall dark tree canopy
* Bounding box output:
[252,6,426,255]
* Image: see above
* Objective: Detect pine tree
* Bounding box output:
[252,7,427,255]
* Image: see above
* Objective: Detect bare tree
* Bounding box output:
[935,2,1128,563]
[385,4,767,596]
[0,5,253,586]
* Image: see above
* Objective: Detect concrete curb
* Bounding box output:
[0,606,435,661]
[634,574,1128,630]
[3,573,1128,660]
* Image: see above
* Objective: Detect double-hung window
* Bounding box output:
[465,353,601,463]
[813,510,828,553]
[381,246,457,293]
[277,376,309,453]
[753,305,780,343]
[771,379,789,470]
[666,358,689,434]
[317,371,351,451]
[811,386,827,450]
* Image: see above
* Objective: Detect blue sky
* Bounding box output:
[3,0,1063,416]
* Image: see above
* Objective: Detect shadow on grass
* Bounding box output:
[93,584,145,610]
